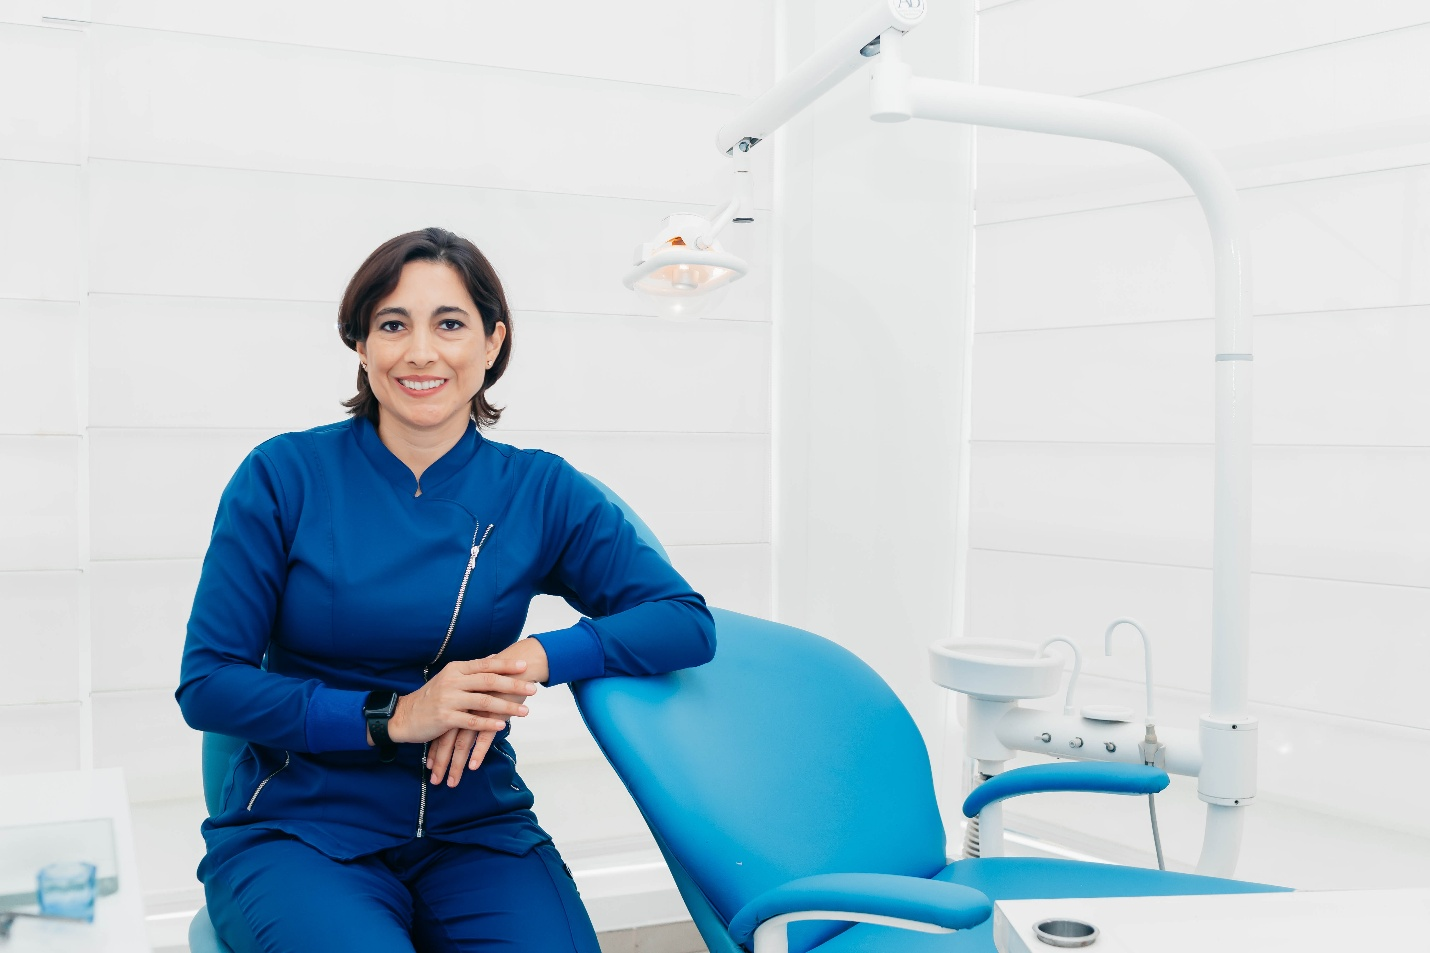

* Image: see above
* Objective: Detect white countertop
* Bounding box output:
[0,769,151,952]
[994,888,1430,953]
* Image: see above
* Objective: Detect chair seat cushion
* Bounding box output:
[808,858,1288,952]
[188,905,235,953]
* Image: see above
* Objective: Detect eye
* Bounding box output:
[377,319,405,333]
[438,318,466,332]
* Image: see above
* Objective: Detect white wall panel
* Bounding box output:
[972,320,1213,445]
[89,428,277,561]
[969,442,1213,568]
[129,798,207,904]
[0,435,79,571]
[967,549,1430,728]
[90,559,201,693]
[488,312,770,436]
[0,703,81,775]
[88,160,772,321]
[0,160,82,301]
[976,199,1212,333]
[497,431,770,547]
[1255,308,1430,448]
[0,299,80,435]
[979,0,1430,97]
[1250,166,1430,316]
[0,571,81,704]
[92,689,202,801]
[89,27,773,209]
[667,543,772,619]
[1251,573,1430,729]
[979,22,1430,219]
[978,165,1430,333]
[971,443,1430,587]
[1254,447,1430,589]
[973,308,1430,447]
[0,23,82,164]
[88,295,353,431]
[90,0,774,97]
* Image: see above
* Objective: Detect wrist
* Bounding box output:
[386,693,415,744]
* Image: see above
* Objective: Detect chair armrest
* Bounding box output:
[728,872,992,947]
[962,762,1170,818]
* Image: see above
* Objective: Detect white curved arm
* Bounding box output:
[1104,618,1155,725]
[1037,637,1083,716]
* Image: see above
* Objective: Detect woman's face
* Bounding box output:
[356,259,506,441]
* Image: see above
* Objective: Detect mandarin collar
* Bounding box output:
[352,415,482,497]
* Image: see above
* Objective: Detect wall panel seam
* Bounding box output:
[89,155,778,212]
[85,19,751,98]
[88,426,774,437]
[1075,671,1430,736]
[971,439,1430,450]
[974,302,1430,335]
[0,156,81,169]
[976,157,1430,229]
[977,14,1430,102]
[970,545,1430,592]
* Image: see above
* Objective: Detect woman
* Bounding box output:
[176,227,716,952]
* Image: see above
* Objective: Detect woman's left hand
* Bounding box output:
[426,638,550,788]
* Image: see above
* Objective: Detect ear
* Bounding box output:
[355,340,368,363]
[486,321,507,363]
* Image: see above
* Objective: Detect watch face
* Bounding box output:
[364,690,397,717]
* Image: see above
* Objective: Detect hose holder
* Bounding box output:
[1196,715,1257,806]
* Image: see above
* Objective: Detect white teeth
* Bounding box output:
[400,379,445,391]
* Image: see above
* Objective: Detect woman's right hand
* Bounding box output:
[386,657,538,745]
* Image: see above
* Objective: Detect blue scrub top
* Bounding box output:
[177,416,715,863]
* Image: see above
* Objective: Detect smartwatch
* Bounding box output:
[363,690,400,763]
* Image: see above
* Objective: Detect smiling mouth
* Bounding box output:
[398,378,448,393]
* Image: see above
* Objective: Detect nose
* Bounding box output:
[405,323,437,366]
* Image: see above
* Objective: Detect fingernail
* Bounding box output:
[518,706,529,716]
[448,778,458,788]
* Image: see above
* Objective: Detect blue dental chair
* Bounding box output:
[573,611,1287,951]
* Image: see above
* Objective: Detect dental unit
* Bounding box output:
[627,0,1256,879]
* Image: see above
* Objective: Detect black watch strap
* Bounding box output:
[363,690,399,763]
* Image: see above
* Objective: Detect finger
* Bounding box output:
[456,709,513,732]
[428,728,457,785]
[456,673,540,697]
[467,729,497,771]
[451,657,529,677]
[445,729,478,787]
[452,693,530,718]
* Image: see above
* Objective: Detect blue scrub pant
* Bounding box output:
[203,832,601,952]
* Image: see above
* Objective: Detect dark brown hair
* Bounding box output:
[338,227,512,428]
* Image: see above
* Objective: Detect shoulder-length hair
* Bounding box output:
[337,227,512,428]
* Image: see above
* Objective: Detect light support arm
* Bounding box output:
[697,143,754,248]
[869,40,1254,877]
[714,0,927,156]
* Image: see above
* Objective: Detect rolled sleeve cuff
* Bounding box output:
[304,686,371,753]
[534,620,605,685]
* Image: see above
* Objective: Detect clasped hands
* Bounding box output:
[385,640,549,788]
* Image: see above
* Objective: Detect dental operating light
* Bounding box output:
[624,0,926,316]
[635,0,1256,880]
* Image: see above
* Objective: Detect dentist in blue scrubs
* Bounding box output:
[176,227,716,952]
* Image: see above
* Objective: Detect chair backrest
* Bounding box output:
[572,607,948,952]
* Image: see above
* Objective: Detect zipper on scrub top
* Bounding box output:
[417,519,494,838]
[245,750,290,811]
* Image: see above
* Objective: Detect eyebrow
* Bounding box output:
[372,305,472,319]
